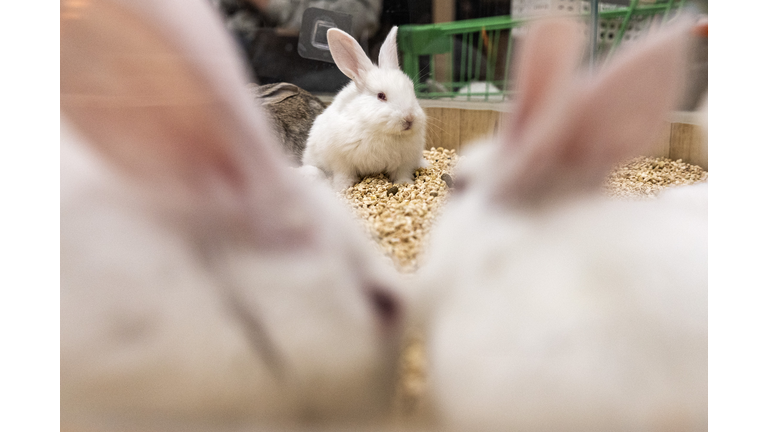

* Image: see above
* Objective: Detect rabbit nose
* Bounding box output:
[403,115,414,131]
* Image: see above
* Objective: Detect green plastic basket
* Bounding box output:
[397,0,687,101]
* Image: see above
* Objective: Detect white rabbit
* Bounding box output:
[415,18,707,431]
[60,0,407,429]
[302,26,428,191]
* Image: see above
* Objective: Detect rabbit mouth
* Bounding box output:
[401,116,416,131]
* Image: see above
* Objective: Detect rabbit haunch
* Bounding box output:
[302,26,427,191]
[415,17,707,431]
[60,0,407,428]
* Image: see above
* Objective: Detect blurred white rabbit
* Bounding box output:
[60,0,407,429]
[415,18,707,431]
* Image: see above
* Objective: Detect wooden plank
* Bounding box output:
[434,53,449,83]
[459,109,499,149]
[433,0,454,23]
[431,0,454,83]
[422,108,708,170]
[423,107,441,150]
[669,123,707,170]
[423,107,499,152]
[644,121,671,159]
[696,128,708,171]
[425,107,462,151]
[441,108,463,150]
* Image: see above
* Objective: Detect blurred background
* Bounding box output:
[208,0,706,110]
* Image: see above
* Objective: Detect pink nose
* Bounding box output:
[403,115,414,131]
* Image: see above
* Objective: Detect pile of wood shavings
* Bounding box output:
[340,147,459,273]
[341,153,707,270]
[604,156,708,199]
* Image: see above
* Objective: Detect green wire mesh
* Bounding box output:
[397,0,687,101]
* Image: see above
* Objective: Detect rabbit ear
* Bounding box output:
[327,28,374,86]
[61,0,317,248]
[378,26,399,70]
[504,19,585,142]
[493,18,691,206]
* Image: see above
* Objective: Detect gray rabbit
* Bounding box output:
[248,82,327,166]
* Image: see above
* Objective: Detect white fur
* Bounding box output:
[302,27,427,190]
[418,184,707,431]
[60,0,405,429]
[415,18,707,431]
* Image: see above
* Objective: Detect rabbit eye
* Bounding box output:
[377,92,387,102]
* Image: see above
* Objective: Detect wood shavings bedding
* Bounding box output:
[340,151,707,272]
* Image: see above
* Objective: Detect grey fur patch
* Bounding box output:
[249,83,327,166]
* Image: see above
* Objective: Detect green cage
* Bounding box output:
[397,0,688,101]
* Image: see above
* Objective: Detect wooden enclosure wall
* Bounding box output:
[424,107,707,170]
[646,122,708,170]
[423,107,502,151]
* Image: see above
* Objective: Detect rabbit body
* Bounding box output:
[420,183,707,431]
[60,0,405,428]
[414,17,708,431]
[61,122,402,425]
[302,27,427,190]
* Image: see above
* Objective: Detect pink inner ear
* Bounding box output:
[61,0,324,251]
[569,21,689,166]
[493,18,690,206]
[505,19,585,143]
[61,1,233,179]
[378,26,399,70]
[61,0,287,193]
[328,29,372,83]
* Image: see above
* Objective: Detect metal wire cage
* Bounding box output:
[397,0,688,101]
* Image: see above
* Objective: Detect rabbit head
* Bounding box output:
[60,0,406,428]
[327,26,426,137]
[415,17,707,431]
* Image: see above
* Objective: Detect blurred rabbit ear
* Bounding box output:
[328,28,374,86]
[61,0,316,248]
[378,26,399,70]
[494,17,692,206]
[253,83,302,105]
[503,19,585,142]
